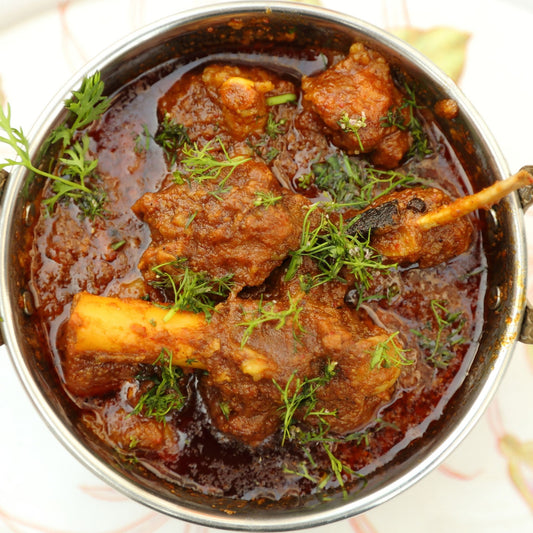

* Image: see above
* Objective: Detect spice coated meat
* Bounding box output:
[20,39,509,501]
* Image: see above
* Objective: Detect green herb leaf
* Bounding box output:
[177,137,251,198]
[50,71,111,148]
[285,203,395,290]
[411,299,466,368]
[150,257,233,321]
[1,72,110,218]
[238,293,304,348]
[265,113,287,138]
[380,84,432,159]
[338,112,367,152]
[254,190,283,208]
[131,349,187,422]
[368,331,413,369]
[273,360,337,446]
[154,114,190,164]
[310,154,425,208]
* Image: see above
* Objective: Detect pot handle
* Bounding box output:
[518,166,533,344]
[0,169,8,347]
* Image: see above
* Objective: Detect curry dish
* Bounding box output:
[23,41,491,500]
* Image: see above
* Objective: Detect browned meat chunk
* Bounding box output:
[360,187,474,268]
[132,160,311,289]
[302,43,411,168]
[82,406,178,457]
[202,292,402,445]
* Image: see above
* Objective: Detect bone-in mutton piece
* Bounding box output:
[416,169,533,230]
[63,292,213,396]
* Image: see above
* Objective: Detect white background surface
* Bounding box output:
[1,1,533,532]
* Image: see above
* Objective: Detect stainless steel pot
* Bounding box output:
[1,2,532,530]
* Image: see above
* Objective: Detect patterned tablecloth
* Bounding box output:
[1,1,533,532]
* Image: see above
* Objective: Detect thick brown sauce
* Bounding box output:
[28,48,486,501]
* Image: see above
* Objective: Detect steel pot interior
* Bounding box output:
[0,2,526,530]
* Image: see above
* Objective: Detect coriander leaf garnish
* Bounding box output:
[131,348,186,422]
[154,114,190,164]
[134,124,152,155]
[285,203,394,290]
[265,113,287,139]
[0,72,110,218]
[43,133,107,218]
[238,293,304,348]
[49,71,111,148]
[273,360,337,445]
[274,362,363,496]
[380,83,432,159]
[338,112,367,152]
[176,137,251,197]
[150,257,233,321]
[309,154,425,208]
[411,299,466,368]
[368,331,413,369]
[254,190,283,208]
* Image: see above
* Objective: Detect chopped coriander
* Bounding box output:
[411,299,466,368]
[282,462,319,484]
[338,112,367,152]
[285,203,395,290]
[265,113,287,138]
[273,360,337,445]
[296,172,313,190]
[134,124,151,154]
[380,83,432,159]
[368,331,413,369]
[177,137,250,198]
[150,257,233,321]
[131,349,187,423]
[311,153,425,208]
[49,71,111,148]
[254,190,283,208]
[154,114,190,164]
[238,293,304,348]
[0,72,110,218]
[184,210,198,228]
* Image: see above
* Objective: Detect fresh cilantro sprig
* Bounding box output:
[49,71,110,148]
[131,348,187,423]
[150,257,233,322]
[175,137,251,199]
[238,292,304,348]
[0,72,110,218]
[368,331,413,369]
[285,203,395,290]
[411,299,466,368]
[380,83,432,159]
[154,114,190,165]
[308,154,425,207]
[338,112,367,152]
[273,360,338,445]
[254,190,282,208]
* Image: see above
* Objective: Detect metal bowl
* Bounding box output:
[1,2,532,530]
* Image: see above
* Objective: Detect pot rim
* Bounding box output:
[0,2,525,530]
